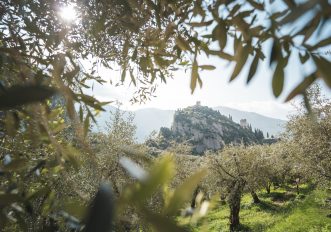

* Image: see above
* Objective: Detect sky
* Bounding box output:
[69,3,331,121]
[87,49,330,121]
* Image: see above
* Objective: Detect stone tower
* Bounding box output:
[240,119,248,128]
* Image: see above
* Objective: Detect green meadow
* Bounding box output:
[181,185,331,232]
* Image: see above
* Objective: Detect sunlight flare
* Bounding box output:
[58,4,77,22]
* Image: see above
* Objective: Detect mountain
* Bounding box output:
[213,106,286,138]
[92,105,286,142]
[92,106,174,142]
[146,104,263,154]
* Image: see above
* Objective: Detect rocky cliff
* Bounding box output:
[147,104,263,154]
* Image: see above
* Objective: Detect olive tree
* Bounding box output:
[284,84,331,185]
[207,146,267,231]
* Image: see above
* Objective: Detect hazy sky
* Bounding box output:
[80,4,331,121]
[87,47,330,120]
[55,2,331,121]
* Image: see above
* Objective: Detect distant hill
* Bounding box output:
[92,106,174,142]
[213,106,286,138]
[92,105,286,142]
[146,104,264,154]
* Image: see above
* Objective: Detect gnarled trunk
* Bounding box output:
[251,191,260,204]
[229,201,240,232]
[191,186,200,208]
[295,178,300,195]
[265,182,271,194]
[228,180,244,231]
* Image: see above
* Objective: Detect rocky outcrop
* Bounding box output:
[147,104,262,155]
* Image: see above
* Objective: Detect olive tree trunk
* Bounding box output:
[265,182,271,194]
[220,194,226,205]
[251,191,260,204]
[191,186,200,208]
[228,180,245,231]
[295,178,300,195]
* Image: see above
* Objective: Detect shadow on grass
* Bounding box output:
[260,191,296,203]
[238,200,291,231]
[235,223,268,232]
[284,184,312,195]
[237,224,251,232]
[256,201,283,212]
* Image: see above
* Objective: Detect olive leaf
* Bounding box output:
[199,65,216,70]
[247,53,259,84]
[176,36,192,52]
[272,55,288,97]
[312,55,331,88]
[230,44,249,82]
[164,169,207,216]
[285,73,316,102]
[191,60,199,94]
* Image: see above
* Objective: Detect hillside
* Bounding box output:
[213,106,286,138]
[146,104,264,154]
[93,105,286,142]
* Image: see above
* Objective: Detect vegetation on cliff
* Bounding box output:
[147,104,265,154]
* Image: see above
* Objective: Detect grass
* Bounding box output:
[180,185,331,232]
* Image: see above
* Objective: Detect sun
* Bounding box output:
[58,5,77,22]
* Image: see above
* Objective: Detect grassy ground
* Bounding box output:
[180,185,331,232]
